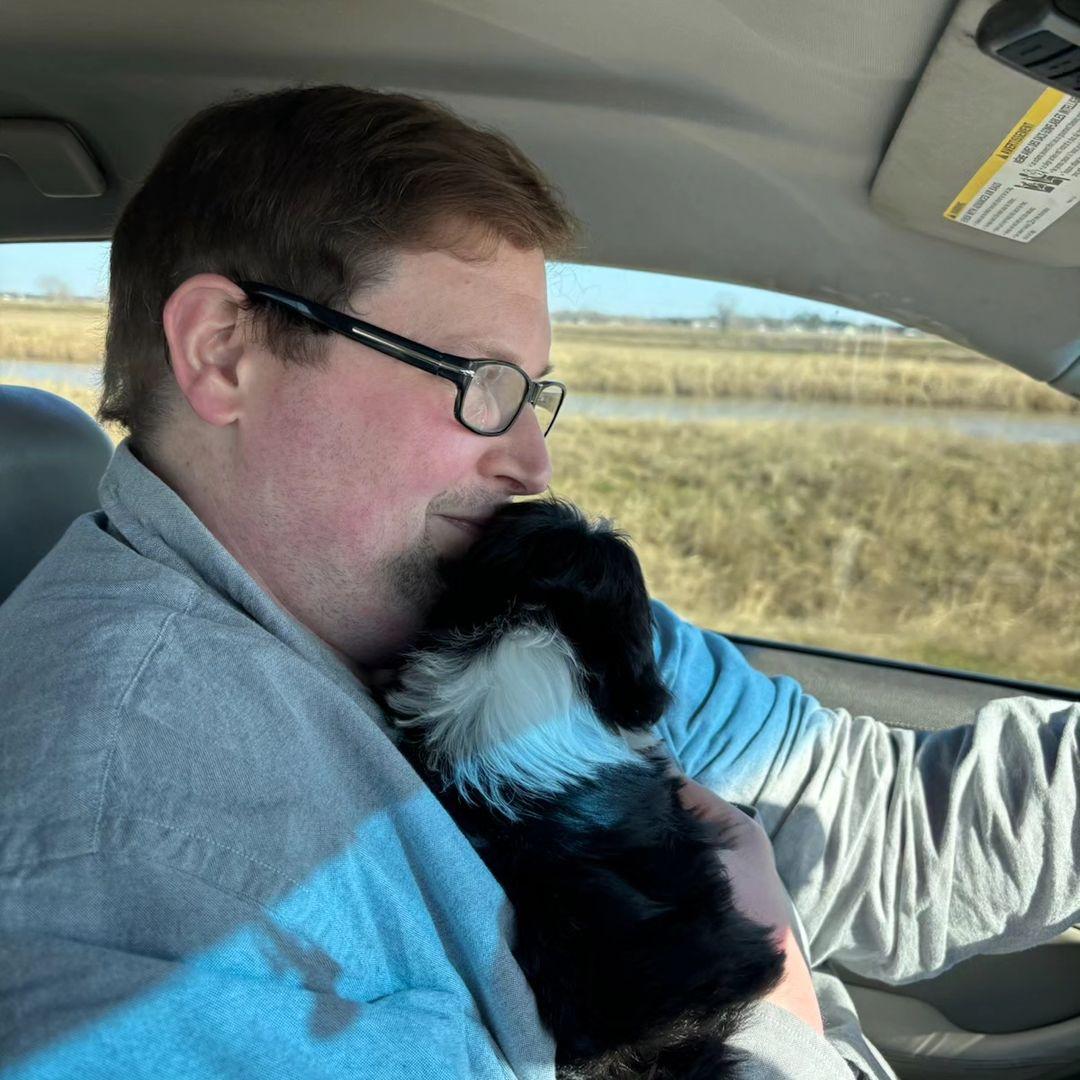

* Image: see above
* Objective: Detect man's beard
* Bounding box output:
[381,532,447,635]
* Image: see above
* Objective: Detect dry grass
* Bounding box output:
[551,325,1080,413]
[553,323,988,362]
[0,299,107,363]
[547,416,1079,688]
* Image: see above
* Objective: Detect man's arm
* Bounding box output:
[651,598,1080,985]
[676,776,825,1035]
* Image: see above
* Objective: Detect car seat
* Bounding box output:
[0,384,114,604]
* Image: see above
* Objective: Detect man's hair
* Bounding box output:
[99,84,580,450]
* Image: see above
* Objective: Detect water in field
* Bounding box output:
[4,359,1080,445]
[0,360,104,389]
[561,392,1080,445]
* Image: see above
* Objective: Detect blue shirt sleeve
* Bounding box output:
[650,597,1080,985]
[650,596,827,806]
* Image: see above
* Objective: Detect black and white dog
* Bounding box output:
[375,497,785,1079]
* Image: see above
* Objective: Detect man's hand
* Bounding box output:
[675,777,826,1037]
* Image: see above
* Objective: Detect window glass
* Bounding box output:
[0,241,110,432]
[544,263,1080,689]
[2,244,1077,688]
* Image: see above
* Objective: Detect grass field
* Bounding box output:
[546,417,1079,688]
[550,325,1080,413]
[0,299,107,363]
[5,306,1078,688]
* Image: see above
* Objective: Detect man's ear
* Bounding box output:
[161,274,253,428]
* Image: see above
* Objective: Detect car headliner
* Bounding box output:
[2,0,1079,394]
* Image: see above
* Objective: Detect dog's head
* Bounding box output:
[420,497,672,734]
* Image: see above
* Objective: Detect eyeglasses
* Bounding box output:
[237,281,566,438]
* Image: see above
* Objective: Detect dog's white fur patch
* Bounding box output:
[385,622,646,820]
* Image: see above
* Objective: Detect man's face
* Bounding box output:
[231,239,554,669]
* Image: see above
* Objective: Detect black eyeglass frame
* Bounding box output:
[236,280,566,438]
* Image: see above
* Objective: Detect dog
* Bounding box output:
[374,497,786,1079]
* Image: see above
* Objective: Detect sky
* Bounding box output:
[0,240,894,325]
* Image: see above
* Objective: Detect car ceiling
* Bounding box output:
[2,0,1079,394]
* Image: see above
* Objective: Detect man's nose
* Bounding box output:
[481,405,553,495]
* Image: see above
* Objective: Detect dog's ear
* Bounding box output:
[422,498,593,637]
[539,522,673,734]
[434,497,673,734]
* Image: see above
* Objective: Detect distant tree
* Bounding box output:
[36,274,73,301]
[714,295,740,332]
[792,311,825,331]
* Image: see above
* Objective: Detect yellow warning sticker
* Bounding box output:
[944,88,1080,242]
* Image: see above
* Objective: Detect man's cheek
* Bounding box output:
[338,481,415,560]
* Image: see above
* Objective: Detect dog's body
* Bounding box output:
[375,498,785,1079]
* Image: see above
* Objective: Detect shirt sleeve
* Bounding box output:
[0,854,512,1080]
[650,598,1080,986]
[726,1000,868,1079]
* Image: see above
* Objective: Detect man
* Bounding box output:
[1,85,1078,1080]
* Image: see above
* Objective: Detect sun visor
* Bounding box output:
[870,0,1080,267]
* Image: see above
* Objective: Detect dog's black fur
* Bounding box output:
[374,497,786,1079]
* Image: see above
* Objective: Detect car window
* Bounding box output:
[0,241,110,431]
[2,243,1078,689]
[544,263,1080,690]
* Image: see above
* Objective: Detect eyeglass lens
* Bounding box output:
[461,364,562,435]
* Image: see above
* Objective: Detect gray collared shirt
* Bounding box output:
[3,440,1078,1078]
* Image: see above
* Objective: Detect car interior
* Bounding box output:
[2,0,1079,1077]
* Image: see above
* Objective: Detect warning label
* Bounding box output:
[944,89,1080,243]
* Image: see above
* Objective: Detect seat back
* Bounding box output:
[0,385,115,604]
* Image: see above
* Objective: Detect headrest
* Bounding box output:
[0,385,115,604]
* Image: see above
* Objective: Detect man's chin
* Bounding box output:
[386,540,447,626]
[336,530,450,673]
